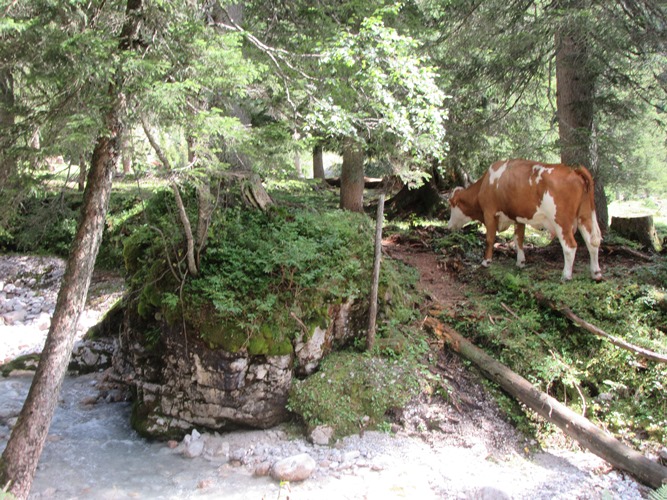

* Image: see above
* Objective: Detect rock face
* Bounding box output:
[113,299,363,439]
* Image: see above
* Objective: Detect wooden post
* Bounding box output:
[424,317,667,489]
[367,194,385,351]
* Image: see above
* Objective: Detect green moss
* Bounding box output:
[287,351,420,437]
[137,283,163,319]
[1,353,41,377]
[200,321,248,352]
[247,324,293,355]
[130,397,182,441]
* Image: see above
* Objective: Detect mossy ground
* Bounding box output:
[428,224,667,450]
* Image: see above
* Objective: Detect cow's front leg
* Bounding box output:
[513,223,526,268]
[482,216,498,267]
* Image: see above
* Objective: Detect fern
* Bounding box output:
[649,485,667,500]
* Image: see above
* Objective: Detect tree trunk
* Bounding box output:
[313,144,325,179]
[0,109,123,500]
[339,139,365,212]
[0,1,141,497]
[121,131,132,175]
[367,193,385,350]
[534,292,667,363]
[78,154,87,192]
[386,175,445,219]
[211,3,255,172]
[0,69,16,186]
[555,0,608,232]
[425,318,667,489]
[610,215,661,251]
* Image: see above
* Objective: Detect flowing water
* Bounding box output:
[0,374,281,500]
[0,372,649,500]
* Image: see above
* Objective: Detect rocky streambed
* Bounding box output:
[0,254,653,499]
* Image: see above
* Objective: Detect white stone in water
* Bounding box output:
[181,430,204,458]
[270,453,316,482]
[3,309,27,325]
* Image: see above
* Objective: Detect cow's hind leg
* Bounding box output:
[513,223,526,268]
[555,223,577,281]
[578,214,602,281]
[481,215,498,268]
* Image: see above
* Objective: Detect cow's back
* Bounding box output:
[477,159,588,226]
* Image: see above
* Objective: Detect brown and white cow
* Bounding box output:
[447,159,602,281]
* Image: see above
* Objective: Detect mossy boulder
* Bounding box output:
[108,181,421,439]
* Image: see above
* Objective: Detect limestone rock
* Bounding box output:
[309,425,334,446]
[112,290,366,438]
[270,453,317,482]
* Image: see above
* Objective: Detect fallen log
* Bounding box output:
[534,293,667,364]
[324,176,385,188]
[602,243,653,262]
[424,316,667,489]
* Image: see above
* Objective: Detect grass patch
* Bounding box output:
[446,258,667,448]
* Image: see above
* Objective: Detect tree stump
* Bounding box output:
[610,215,661,251]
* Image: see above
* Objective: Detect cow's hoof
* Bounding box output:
[560,275,572,282]
[516,260,526,269]
[592,272,603,282]
[481,259,491,268]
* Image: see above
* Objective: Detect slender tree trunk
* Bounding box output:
[211,3,254,171]
[313,144,325,179]
[0,106,123,500]
[141,117,200,276]
[121,131,132,175]
[0,1,142,497]
[78,154,87,192]
[340,139,365,212]
[367,194,385,350]
[555,0,607,231]
[0,69,16,186]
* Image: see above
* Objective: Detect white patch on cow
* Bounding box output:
[450,186,464,197]
[531,164,553,185]
[579,210,603,279]
[561,243,576,281]
[495,211,514,232]
[481,259,491,268]
[515,191,558,233]
[448,205,472,230]
[488,161,508,187]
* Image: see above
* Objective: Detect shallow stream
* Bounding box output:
[0,372,649,500]
[0,374,280,499]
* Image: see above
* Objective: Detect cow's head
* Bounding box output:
[447,187,472,230]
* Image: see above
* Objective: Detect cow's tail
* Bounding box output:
[575,166,602,246]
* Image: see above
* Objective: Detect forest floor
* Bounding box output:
[0,245,657,499]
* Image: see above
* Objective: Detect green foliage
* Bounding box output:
[9,193,80,257]
[649,484,667,500]
[188,206,374,340]
[305,11,447,183]
[287,350,421,437]
[118,181,422,360]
